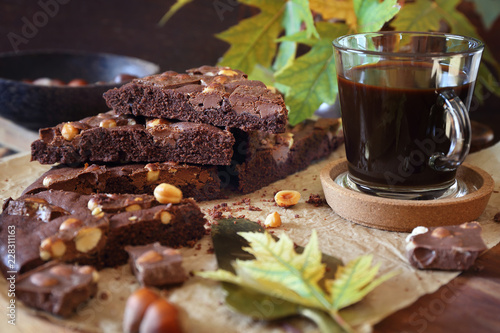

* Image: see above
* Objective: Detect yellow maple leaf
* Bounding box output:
[310,0,357,28]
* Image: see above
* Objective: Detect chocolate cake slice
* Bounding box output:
[22,161,223,202]
[225,118,343,194]
[0,190,206,277]
[103,65,288,134]
[31,111,235,166]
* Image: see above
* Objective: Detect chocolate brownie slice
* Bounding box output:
[103,65,288,133]
[94,193,206,267]
[16,262,99,317]
[0,190,206,276]
[31,111,235,166]
[225,118,343,194]
[0,191,109,277]
[23,161,224,201]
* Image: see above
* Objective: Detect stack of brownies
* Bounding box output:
[0,65,343,317]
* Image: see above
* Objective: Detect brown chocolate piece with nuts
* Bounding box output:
[125,242,187,287]
[22,161,223,202]
[103,65,288,134]
[31,110,235,166]
[16,262,98,317]
[0,188,206,276]
[405,222,487,270]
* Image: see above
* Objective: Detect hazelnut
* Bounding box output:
[126,204,142,212]
[42,176,53,187]
[88,198,99,211]
[163,248,180,256]
[147,170,160,183]
[99,118,117,128]
[91,206,104,217]
[123,287,160,333]
[154,183,183,204]
[61,122,79,141]
[218,68,239,76]
[139,299,182,333]
[74,227,102,253]
[49,265,74,277]
[59,217,83,231]
[30,273,59,287]
[160,211,172,224]
[146,118,171,128]
[40,238,67,260]
[274,190,301,208]
[431,227,451,239]
[137,250,163,264]
[78,266,100,283]
[264,211,282,228]
[127,118,137,126]
[460,222,480,229]
[67,78,89,87]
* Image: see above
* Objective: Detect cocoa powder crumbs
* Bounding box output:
[306,194,326,207]
[494,212,500,222]
[294,214,300,218]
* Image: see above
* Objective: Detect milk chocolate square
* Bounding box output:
[405,222,487,270]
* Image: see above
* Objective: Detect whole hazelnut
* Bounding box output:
[123,287,159,333]
[67,78,89,87]
[139,299,182,333]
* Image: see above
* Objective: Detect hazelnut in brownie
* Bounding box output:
[125,242,187,287]
[226,118,344,194]
[31,111,235,166]
[103,65,288,134]
[22,161,224,202]
[16,262,99,317]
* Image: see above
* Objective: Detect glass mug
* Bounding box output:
[332,32,484,199]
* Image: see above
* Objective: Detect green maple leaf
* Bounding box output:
[353,0,401,32]
[275,22,349,126]
[216,0,285,75]
[274,0,319,71]
[390,0,442,31]
[197,230,397,332]
[467,0,500,30]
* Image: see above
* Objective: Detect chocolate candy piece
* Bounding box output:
[405,222,487,270]
[103,65,288,134]
[31,111,235,166]
[125,242,187,287]
[16,262,98,317]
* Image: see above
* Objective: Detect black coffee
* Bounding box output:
[338,62,473,189]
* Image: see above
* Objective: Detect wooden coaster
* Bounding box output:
[320,158,495,232]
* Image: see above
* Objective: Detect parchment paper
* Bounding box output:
[1,143,499,333]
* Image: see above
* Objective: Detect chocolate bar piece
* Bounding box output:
[22,161,224,202]
[125,242,187,287]
[31,111,235,166]
[0,190,206,276]
[16,262,98,317]
[226,118,343,193]
[103,66,288,134]
[405,222,487,270]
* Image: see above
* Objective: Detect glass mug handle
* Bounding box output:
[429,90,471,172]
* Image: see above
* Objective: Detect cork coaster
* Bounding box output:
[320,158,495,232]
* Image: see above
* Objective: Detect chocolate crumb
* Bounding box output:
[494,212,500,222]
[306,194,326,207]
[294,214,300,218]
